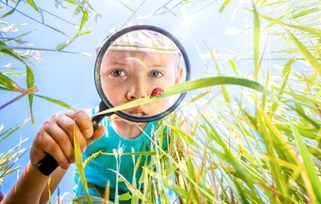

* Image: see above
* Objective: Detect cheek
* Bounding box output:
[147,98,171,114]
[103,84,125,105]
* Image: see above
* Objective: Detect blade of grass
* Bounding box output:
[26,65,35,124]
[270,59,295,115]
[0,86,38,110]
[287,31,321,74]
[292,7,320,19]
[0,117,29,143]
[253,3,260,80]
[228,59,238,76]
[259,108,298,164]
[289,117,321,203]
[218,0,231,13]
[47,177,52,204]
[73,125,93,204]
[103,181,110,204]
[26,0,40,12]
[204,41,231,104]
[256,107,289,200]
[95,76,277,117]
[0,72,24,91]
[186,157,199,203]
[0,8,15,18]
[0,41,27,64]
[258,12,321,37]
[34,94,73,110]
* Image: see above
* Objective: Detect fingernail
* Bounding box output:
[84,129,92,138]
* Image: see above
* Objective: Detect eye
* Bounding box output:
[110,69,127,77]
[149,70,164,78]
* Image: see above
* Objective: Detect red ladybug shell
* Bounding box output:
[150,87,164,97]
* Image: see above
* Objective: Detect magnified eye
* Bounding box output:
[110,69,127,77]
[149,70,164,78]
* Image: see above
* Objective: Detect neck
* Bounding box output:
[110,115,147,139]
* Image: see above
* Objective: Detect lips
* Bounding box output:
[127,108,147,117]
[129,112,146,117]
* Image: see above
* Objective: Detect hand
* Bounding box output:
[30,110,104,170]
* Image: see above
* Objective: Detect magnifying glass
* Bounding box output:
[37,25,191,176]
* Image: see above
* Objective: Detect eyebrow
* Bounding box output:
[106,61,127,66]
[149,63,163,68]
[106,58,167,69]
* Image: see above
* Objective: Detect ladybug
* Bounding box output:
[150,87,164,98]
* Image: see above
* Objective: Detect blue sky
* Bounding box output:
[1,0,256,202]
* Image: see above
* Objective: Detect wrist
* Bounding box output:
[27,161,48,177]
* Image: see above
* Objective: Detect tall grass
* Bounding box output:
[1,0,321,203]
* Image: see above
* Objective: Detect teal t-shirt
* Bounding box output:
[73,107,158,202]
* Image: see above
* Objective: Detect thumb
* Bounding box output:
[86,124,104,146]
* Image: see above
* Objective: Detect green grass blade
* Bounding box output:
[0,118,30,143]
[78,8,88,33]
[228,59,238,76]
[167,125,200,149]
[34,94,73,110]
[258,12,321,37]
[186,157,199,203]
[117,1,135,12]
[270,59,295,114]
[0,8,15,18]
[26,65,35,124]
[96,76,277,116]
[289,118,321,202]
[205,42,231,104]
[218,0,231,13]
[287,31,321,74]
[26,0,40,13]
[292,7,320,19]
[253,3,260,80]
[73,125,93,204]
[0,72,24,91]
[0,41,27,64]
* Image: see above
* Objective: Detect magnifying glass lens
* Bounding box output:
[95,27,189,122]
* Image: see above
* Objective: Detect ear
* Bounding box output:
[175,66,184,84]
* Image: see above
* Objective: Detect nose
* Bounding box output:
[126,78,148,101]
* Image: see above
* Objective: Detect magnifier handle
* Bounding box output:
[92,114,106,131]
[92,100,110,131]
[36,154,58,176]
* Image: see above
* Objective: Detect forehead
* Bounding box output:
[103,50,178,62]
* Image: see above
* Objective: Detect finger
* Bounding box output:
[55,113,87,153]
[66,110,93,139]
[87,124,105,146]
[32,130,70,169]
[44,119,75,163]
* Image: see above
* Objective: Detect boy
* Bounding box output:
[2,25,183,203]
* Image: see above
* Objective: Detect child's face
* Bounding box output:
[100,50,183,117]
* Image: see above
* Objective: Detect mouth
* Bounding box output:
[127,108,147,117]
[128,112,147,117]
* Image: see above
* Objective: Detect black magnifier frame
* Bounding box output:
[94,24,191,123]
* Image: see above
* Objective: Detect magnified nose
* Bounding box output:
[127,82,148,100]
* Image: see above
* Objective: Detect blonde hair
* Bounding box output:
[95,23,179,55]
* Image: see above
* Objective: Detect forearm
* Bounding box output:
[2,162,49,204]
[39,167,67,204]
